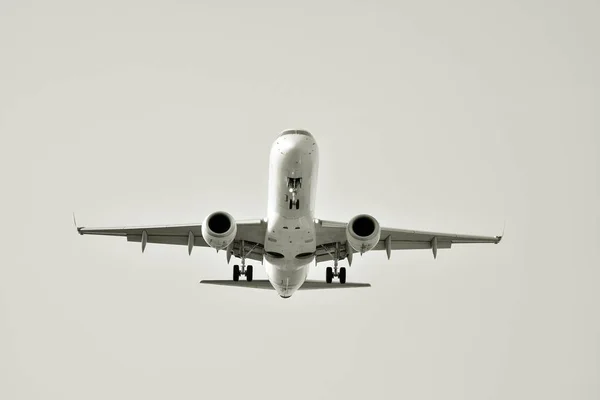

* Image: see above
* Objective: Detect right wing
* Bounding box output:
[315,219,502,264]
[77,219,267,262]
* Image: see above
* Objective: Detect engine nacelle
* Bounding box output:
[346,214,381,254]
[201,211,237,250]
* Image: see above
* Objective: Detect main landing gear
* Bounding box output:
[232,239,257,282]
[322,242,346,284]
[233,264,253,282]
[326,266,346,284]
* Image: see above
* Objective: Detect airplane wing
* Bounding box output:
[76,219,267,262]
[315,219,502,264]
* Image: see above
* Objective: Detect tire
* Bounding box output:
[326,267,333,284]
[233,265,240,281]
[339,267,346,284]
[295,199,300,210]
[246,265,253,282]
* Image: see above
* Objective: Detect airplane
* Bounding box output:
[76,129,502,298]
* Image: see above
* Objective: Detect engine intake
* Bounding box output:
[346,214,381,254]
[201,211,237,250]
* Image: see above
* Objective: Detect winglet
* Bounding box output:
[73,212,83,235]
[495,220,506,244]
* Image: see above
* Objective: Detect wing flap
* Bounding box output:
[78,224,203,237]
[126,234,208,247]
[380,228,501,244]
[373,239,453,251]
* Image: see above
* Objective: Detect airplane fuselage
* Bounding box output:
[264,130,319,297]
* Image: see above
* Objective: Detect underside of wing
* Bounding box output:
[77,218,267,262]
[315,219,502,264]
[78,223,208,245]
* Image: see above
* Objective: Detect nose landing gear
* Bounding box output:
[287,177,301,210]
[289,198,300,210]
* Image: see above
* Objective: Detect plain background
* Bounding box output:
[1,1,598,399]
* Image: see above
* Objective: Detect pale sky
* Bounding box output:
[1,1,598,399]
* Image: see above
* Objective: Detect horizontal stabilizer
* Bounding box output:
[199,280,371,290]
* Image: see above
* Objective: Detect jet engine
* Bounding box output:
[201,211,237,250]
[346,214,381,254]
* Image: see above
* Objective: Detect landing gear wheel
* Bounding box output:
[339,267,346,284]
[326,267,333,284]
[295,199,300,209]
[246,265,253,282]
[233,265,240,281]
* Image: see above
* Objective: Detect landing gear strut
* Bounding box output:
[325,266,346,284]
[232,239,255,282]
[322,242,347,284]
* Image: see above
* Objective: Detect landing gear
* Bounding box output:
[289,198,299,210]
[325,266,346,284]
[231,239,257,282]
[321,242,347,284]
[233,264,253,282]
[287,178,301,210]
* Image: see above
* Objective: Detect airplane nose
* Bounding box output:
[274,285,297,298]
[278,129,313,139]
[269,276,302,298]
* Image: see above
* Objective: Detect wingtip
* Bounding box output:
[496,220,506,243]
[73,212,84,235]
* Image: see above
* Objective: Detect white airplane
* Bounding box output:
[77,129,502,298]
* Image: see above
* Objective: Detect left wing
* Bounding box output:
[315,219,502,264]
[77,219,267,262]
